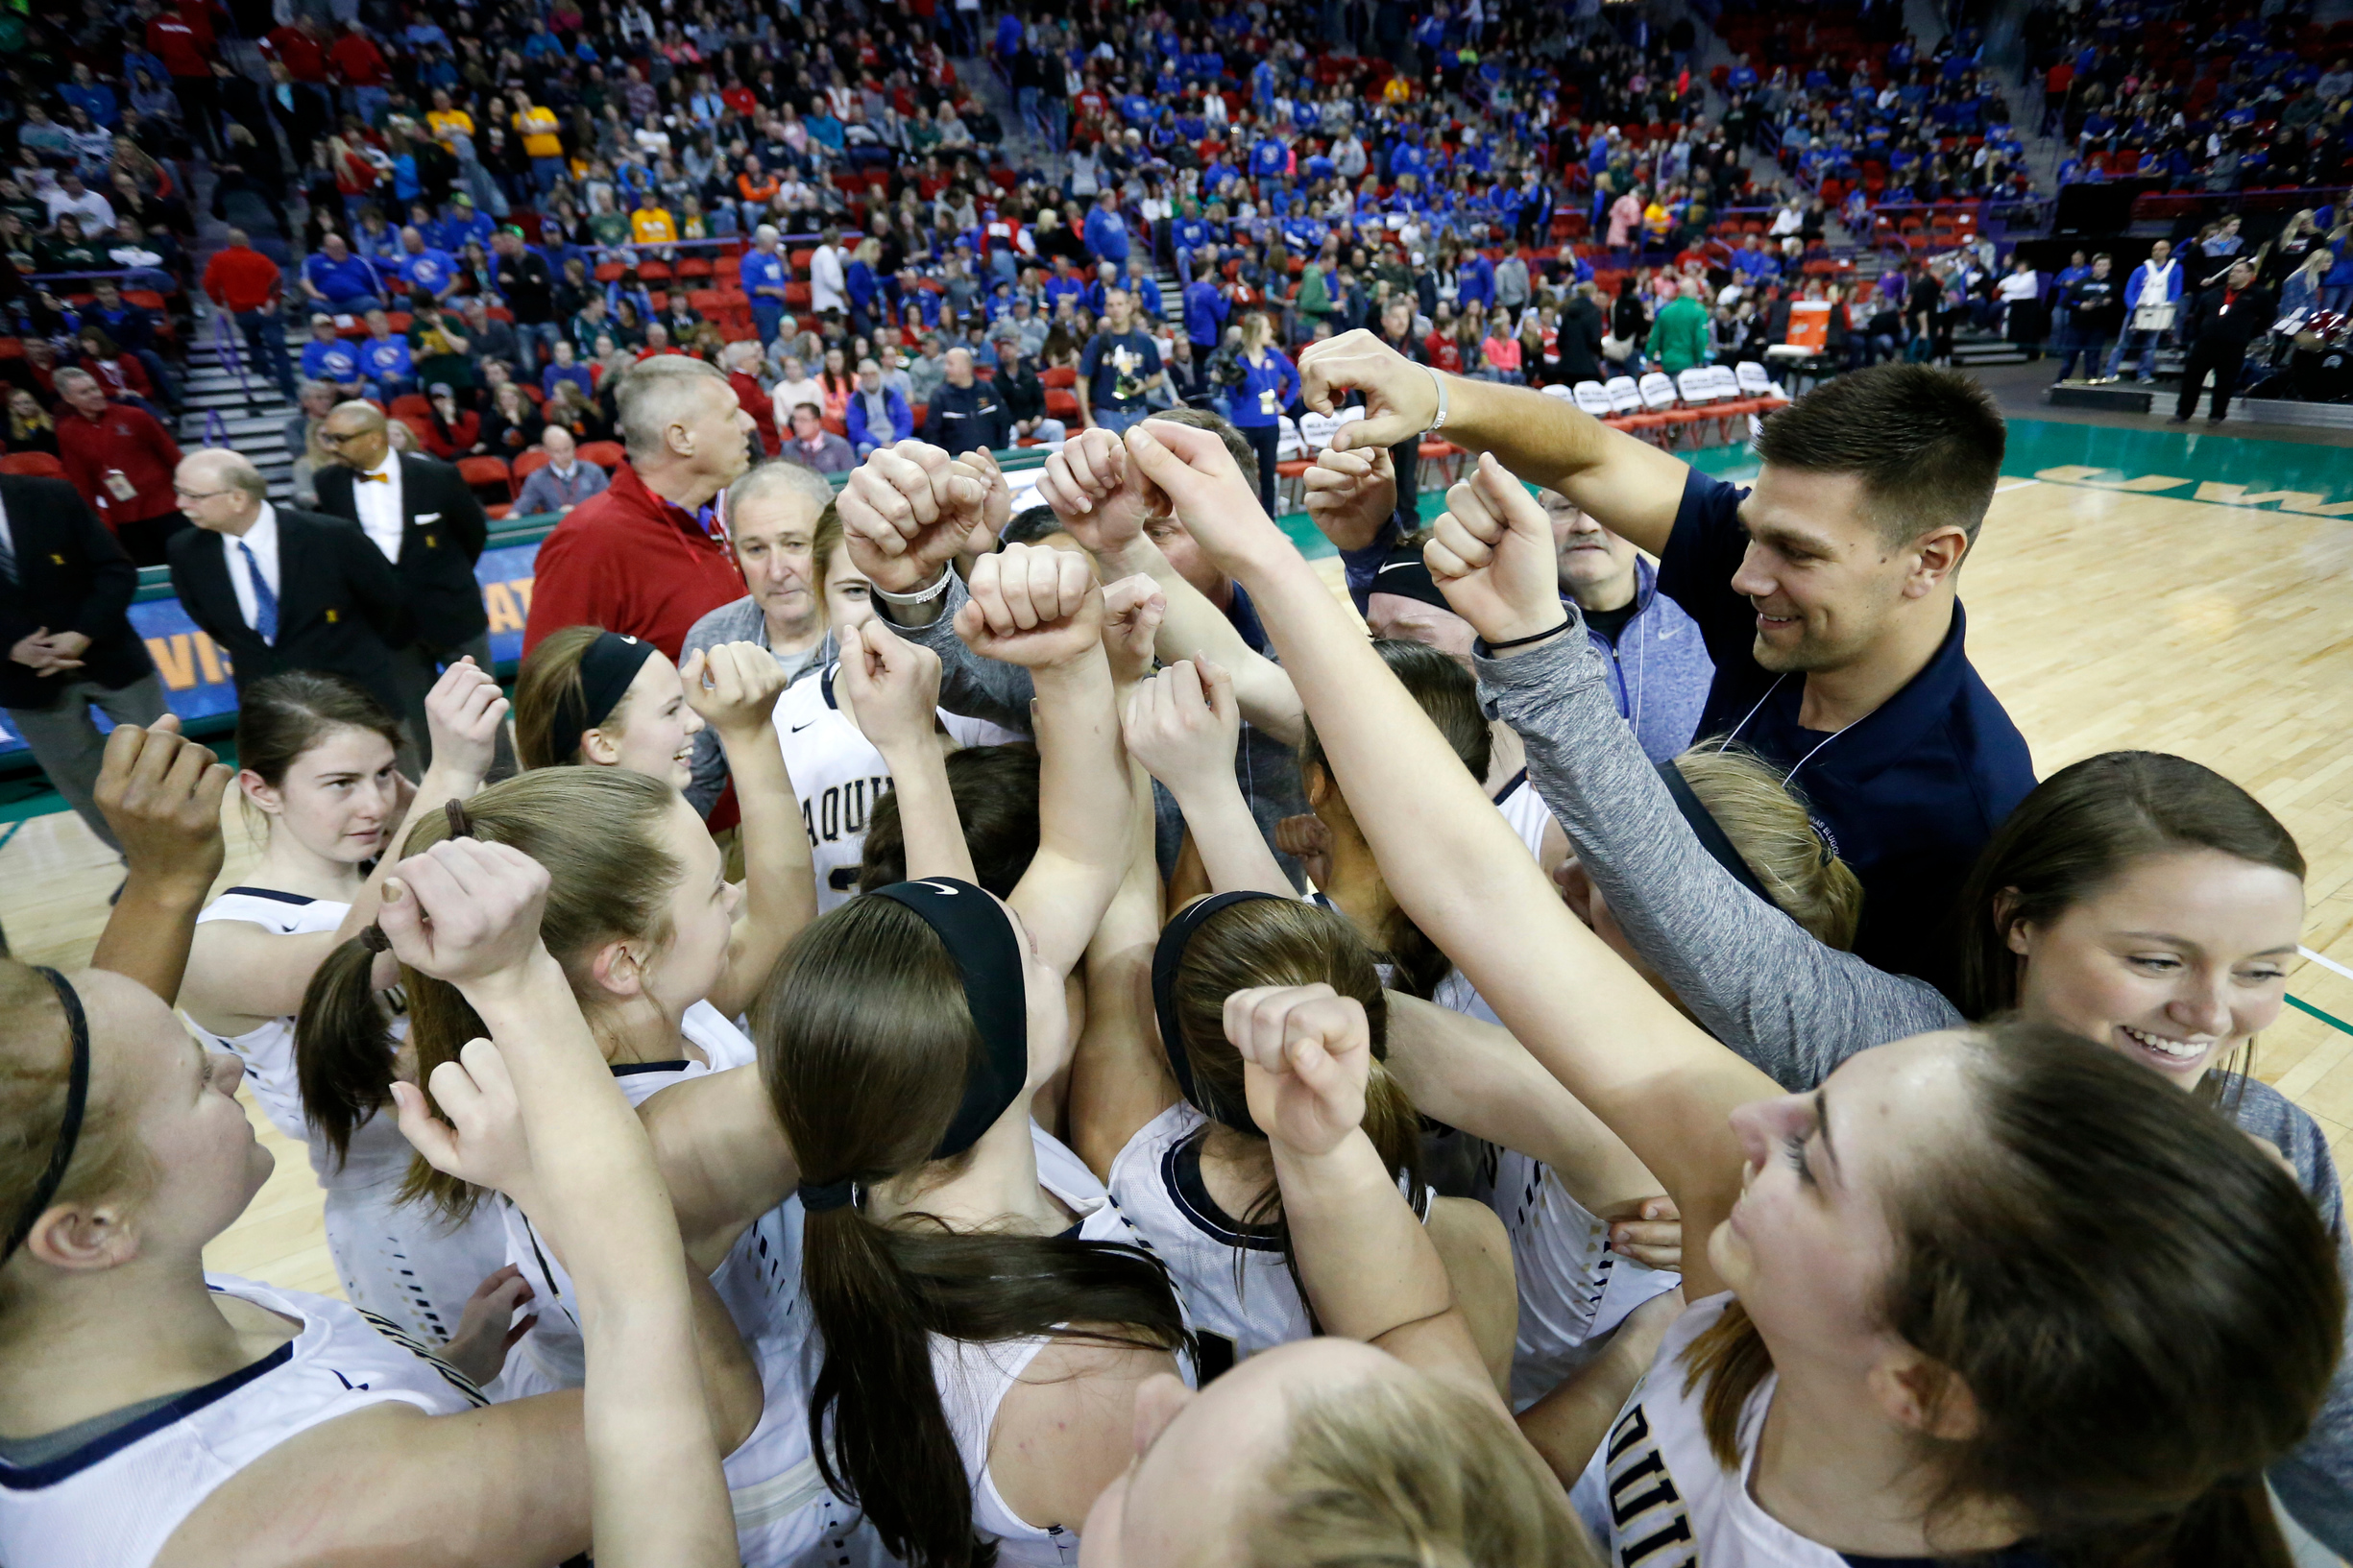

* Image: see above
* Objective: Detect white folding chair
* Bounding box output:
[1540,382,1575,400]
[1604,374,1643,414]
[1297,410,1341,452]
[1275,415,1305,462]
[1572,380,1614,418]
[1637,372,1680,410]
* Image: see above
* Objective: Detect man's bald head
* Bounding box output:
[322,399,391,470]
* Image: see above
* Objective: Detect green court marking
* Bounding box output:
[1999,418,2353,501]
[2286,994,2353,1040]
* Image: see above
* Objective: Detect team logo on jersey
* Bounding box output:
[1601,1403,1695,1565]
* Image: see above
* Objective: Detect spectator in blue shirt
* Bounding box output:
[1183,257,1229,350]
[300,315,365,396]
[1042,253,1089,317]
[393,227,461,302]
[1082,195,1131,267]
[1250,133,1290,181]
[300,234,389,313]
[1222,311,1300,515]
[740,225,791,346]
[541,338,595,399]
[844,358,912,457]
[1455,246,1495,310]
[1119,254,1164,321]
[354,308,416,397]
[1732,234,1782,285]
[442,194,496,252]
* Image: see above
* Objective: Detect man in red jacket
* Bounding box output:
[329,21,391,128]
[522,356,755,660]
[722,341,782,457]
[54,369,188,567]
[145,1,221,157]
[199,228,300,400]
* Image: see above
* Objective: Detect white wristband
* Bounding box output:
[1425,365,1449,432]
[873,568,953,606]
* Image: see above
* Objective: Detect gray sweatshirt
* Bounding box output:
[1474,618,2353,1555]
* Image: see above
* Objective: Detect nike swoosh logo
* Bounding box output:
[788,720,817,733]
[921,880,960,895]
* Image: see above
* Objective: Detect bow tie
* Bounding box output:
[357,470,390,484]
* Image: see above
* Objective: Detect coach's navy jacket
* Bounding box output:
[1660,469,2037,1000]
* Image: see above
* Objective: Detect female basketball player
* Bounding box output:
[0,728,761,1568]
[301,763,882,1566]
[1123,419,2344,1564]
[1431,459,2353,1550]
[506,630,816,1021]
[178,665,514,1346]
[1075,981,1601,1568]
[639,545,1197,1568]
[1067,764,1517,1389]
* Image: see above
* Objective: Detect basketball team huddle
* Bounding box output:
[0,328,2342,1568]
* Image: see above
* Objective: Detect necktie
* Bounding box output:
[239,542,279,645]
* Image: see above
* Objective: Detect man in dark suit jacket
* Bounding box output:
[0,472,167,856]
[2171,259,2276,424]
[165,449,413,735]
[309,400,491,761]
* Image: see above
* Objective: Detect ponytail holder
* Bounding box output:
[798,1177,860,1214]
[445,798,473,840]
[359,925,394,953]
[1151,890,1286,1134]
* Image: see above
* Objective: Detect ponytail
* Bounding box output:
[761,898,1191,1568]
[2129,1479,2301,1568]
[292,934,400,1170]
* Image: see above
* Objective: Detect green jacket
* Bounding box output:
[1647,295,1709,374]
[1297,265,1331,320]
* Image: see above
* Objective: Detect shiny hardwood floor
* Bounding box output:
[3,430,2349,1406]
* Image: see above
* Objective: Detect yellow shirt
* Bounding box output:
[631,207,678,244]
[425,109,475,147]
[515,106,563,160]
[1382,75,1412,104]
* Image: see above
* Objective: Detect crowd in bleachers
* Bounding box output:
[2027,0,2353,194]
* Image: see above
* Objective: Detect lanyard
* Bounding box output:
[1716,672,1852,783]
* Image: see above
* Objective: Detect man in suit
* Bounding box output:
[166,449,412,731]
[0,471,167,856]
[310,400,491,761]
[2171,259,2276,425]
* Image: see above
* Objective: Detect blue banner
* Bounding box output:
[0,540,546,761]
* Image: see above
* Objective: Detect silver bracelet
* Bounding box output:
[872,568,953,606]
[1426,365,1449,432]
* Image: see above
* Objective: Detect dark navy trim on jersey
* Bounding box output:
[221,886,319,905]
[1164,1130,1283,1253]
[819,661,842,712]
[1491,767,1528,807]
[0,1340,296,1488]
[608,1060,692,1076]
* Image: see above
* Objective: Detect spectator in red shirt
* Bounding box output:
[722,341,781,457]
[54,369,188,567]
[330,22,392,127]
[522,355,756,661]
[73,328,169,422]
[199,228,301,401]
[145,4,221,157]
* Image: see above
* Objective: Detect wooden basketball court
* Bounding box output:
[0,417,2347,1299]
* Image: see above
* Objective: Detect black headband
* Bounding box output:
[1368,546,1455,613]
[882,878,1031,1159]
[548,630,659,766]
[1656,760,1772,905]
[1151,891,1285,1134]
[4,969,92,1266]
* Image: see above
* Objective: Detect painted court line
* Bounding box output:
[1993,480,2042,495]
[2301,947,2353,985]
[2287,995,2353,1040]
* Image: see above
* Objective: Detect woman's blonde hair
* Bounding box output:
[1671,743,1863,951]
[1246,1372,1599,1568]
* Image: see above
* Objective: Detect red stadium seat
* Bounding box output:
[457,455,516,502]
[0,452,65,478]
[576,441,627,470]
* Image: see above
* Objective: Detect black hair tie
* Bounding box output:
[546,631,660,767]
[3,969,93,1265]
[359,925,394,953]
[797,1177,859,1214]
[1151,891,1286,1134]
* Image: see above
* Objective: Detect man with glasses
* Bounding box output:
[309,402,490,760]
[165,449,412,732]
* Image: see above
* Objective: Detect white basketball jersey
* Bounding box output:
[1481,1146,1683,1410]
[1571,1292,1851,1568]
[772,663,1023,911]
[1107,1101,1430,1376]
[0,1275,483,1568]
[1492,767,1558,862]
[933,1123,1173,1568]
[497,1001,759,1395]
[190,889,508,1347]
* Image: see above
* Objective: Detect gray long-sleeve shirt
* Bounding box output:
[895,569,1307,883]
[677,594,836,817]
[1474,619,2353,1555]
